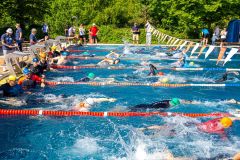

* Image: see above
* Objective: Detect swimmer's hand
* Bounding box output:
[228,99,237,104]
[230,109,240,119]
[40,83,45,88]
[108,98,117,102]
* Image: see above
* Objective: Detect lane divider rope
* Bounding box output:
[0,109,231,118]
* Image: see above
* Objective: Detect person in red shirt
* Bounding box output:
[18,67,45,89]
[89,23,99,44]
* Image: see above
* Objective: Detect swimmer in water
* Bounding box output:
[105,51,120,59]
[215,71,239,83]
[97,58,120,66]
[130,98,181,111]
[142,116,240,139]
[131,99,240,111]
[148,64,158,76]
[74,97,116,111]
[78,73,95,82]
[97,51,121,66]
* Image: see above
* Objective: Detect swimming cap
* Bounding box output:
[158,72,164,76]
[8,75,16,81]
[51,46,57,51]
[161,78,168,83]
[61,51,69,56]
[85,98,94,105]
[6,28,13,33]
[189,62,194,66]
[82,52,89,55]
[39,52,47,58]
[22,68,30,75]
[32,57,39,63]
[88,73,95,79]
[220,117,233,128]
[169,98,180,106]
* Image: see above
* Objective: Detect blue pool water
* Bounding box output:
[0,45,240,159]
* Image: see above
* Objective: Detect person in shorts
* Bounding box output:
[132,23,140,44]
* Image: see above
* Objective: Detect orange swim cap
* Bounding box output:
[220,117,233,128]
[39,52,47,59]
[79,102,86,108]
[158,72,164,76]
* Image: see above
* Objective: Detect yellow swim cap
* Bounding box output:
[189,62,194,66]
[51,46,57,51]
[220,117,233,128]
[161,78,169,83]
[8,75,16,81]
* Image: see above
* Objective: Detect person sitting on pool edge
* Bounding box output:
[18,68,45,89]
[215,71,239,83]
[0,75,24,97]
[74,97,116,111]
[78,73,95,82]
[50,50,69,65]
[28,58,46,78]
[39,52,50,73]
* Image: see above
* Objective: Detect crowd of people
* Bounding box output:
[0,22,240,159]
[201,26,228,46]
[64,23,99,45]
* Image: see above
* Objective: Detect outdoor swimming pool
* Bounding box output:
[0,45,240,159]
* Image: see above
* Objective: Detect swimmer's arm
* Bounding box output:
[230,117,240,121]
[142,125,164,130]
[92,98,116,103]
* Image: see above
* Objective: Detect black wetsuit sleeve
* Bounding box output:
[79,77,90,82]
[151,100,171,109]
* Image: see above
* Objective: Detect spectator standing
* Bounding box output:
[89,23,99,44]
[79,24,86,44]
[15,24,23,51]
[220,28,227,47]
[132,23,140,44]
[29,28,38,46]
[42,23,49,41]
[201,28,209,45]
[211,26,220,45]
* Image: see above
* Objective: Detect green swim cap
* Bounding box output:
[170,98,180,106]
[83,52,89,55]
[88,73,95,79]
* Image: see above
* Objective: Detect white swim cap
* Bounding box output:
[85,98,94,105]
[6,28,13,33]
[93,23,96,26]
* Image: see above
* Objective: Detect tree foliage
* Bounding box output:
[1,0,239,40]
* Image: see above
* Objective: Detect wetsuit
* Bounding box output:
[39,61,49,74]
[131,100,171,111]
[215,72,238,82]
[29,65,43,77]
[18,75,42,89]
[79,77,91,82]
[148,64,158,76]
[0,83,24,97]
[53,51,61,58]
